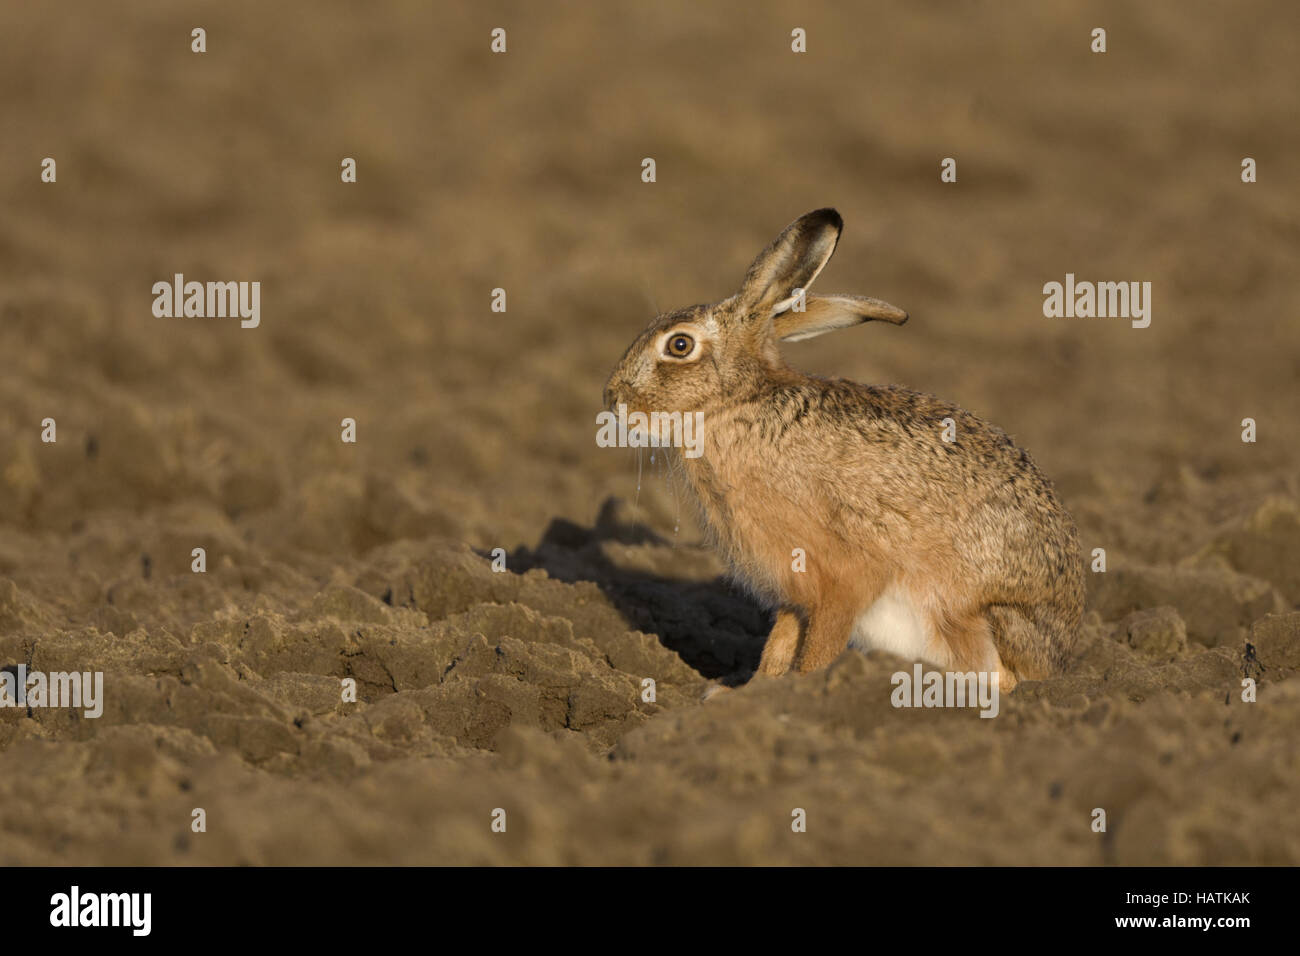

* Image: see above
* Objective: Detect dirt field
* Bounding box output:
[1,0,1298,864]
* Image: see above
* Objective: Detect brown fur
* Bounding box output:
[604,209,1084,691]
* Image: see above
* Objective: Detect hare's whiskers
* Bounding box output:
[634,445,643,508]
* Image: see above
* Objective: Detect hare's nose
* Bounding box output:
[603,378,627,410]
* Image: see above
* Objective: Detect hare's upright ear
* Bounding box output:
[773,293,908,342]
[735,208,843,315]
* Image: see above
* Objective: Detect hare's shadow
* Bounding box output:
[504,498,769,683]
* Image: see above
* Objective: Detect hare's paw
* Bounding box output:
[700,681,733,702]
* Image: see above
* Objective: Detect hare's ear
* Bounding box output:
[773,293,908,342]
[735,208,843,314]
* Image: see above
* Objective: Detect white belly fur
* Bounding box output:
[848,585,946,666]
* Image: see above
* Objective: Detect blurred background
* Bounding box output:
[3,0,1297,552]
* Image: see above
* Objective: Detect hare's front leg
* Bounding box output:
[792,601,858,673]
[755,607,803,677]
[702,607,802,700]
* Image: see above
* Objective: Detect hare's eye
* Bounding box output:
[665,333,695,358]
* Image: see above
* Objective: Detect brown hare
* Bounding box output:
[604,209,1084,691]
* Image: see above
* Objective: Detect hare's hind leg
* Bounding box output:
[986,604,1066,684]
[940,608,1019,692]
[756,607,803,677]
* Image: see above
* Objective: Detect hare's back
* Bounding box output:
[784,379,1076,547]
[802,380,1035,483]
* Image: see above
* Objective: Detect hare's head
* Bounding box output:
[603,208,907,417]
